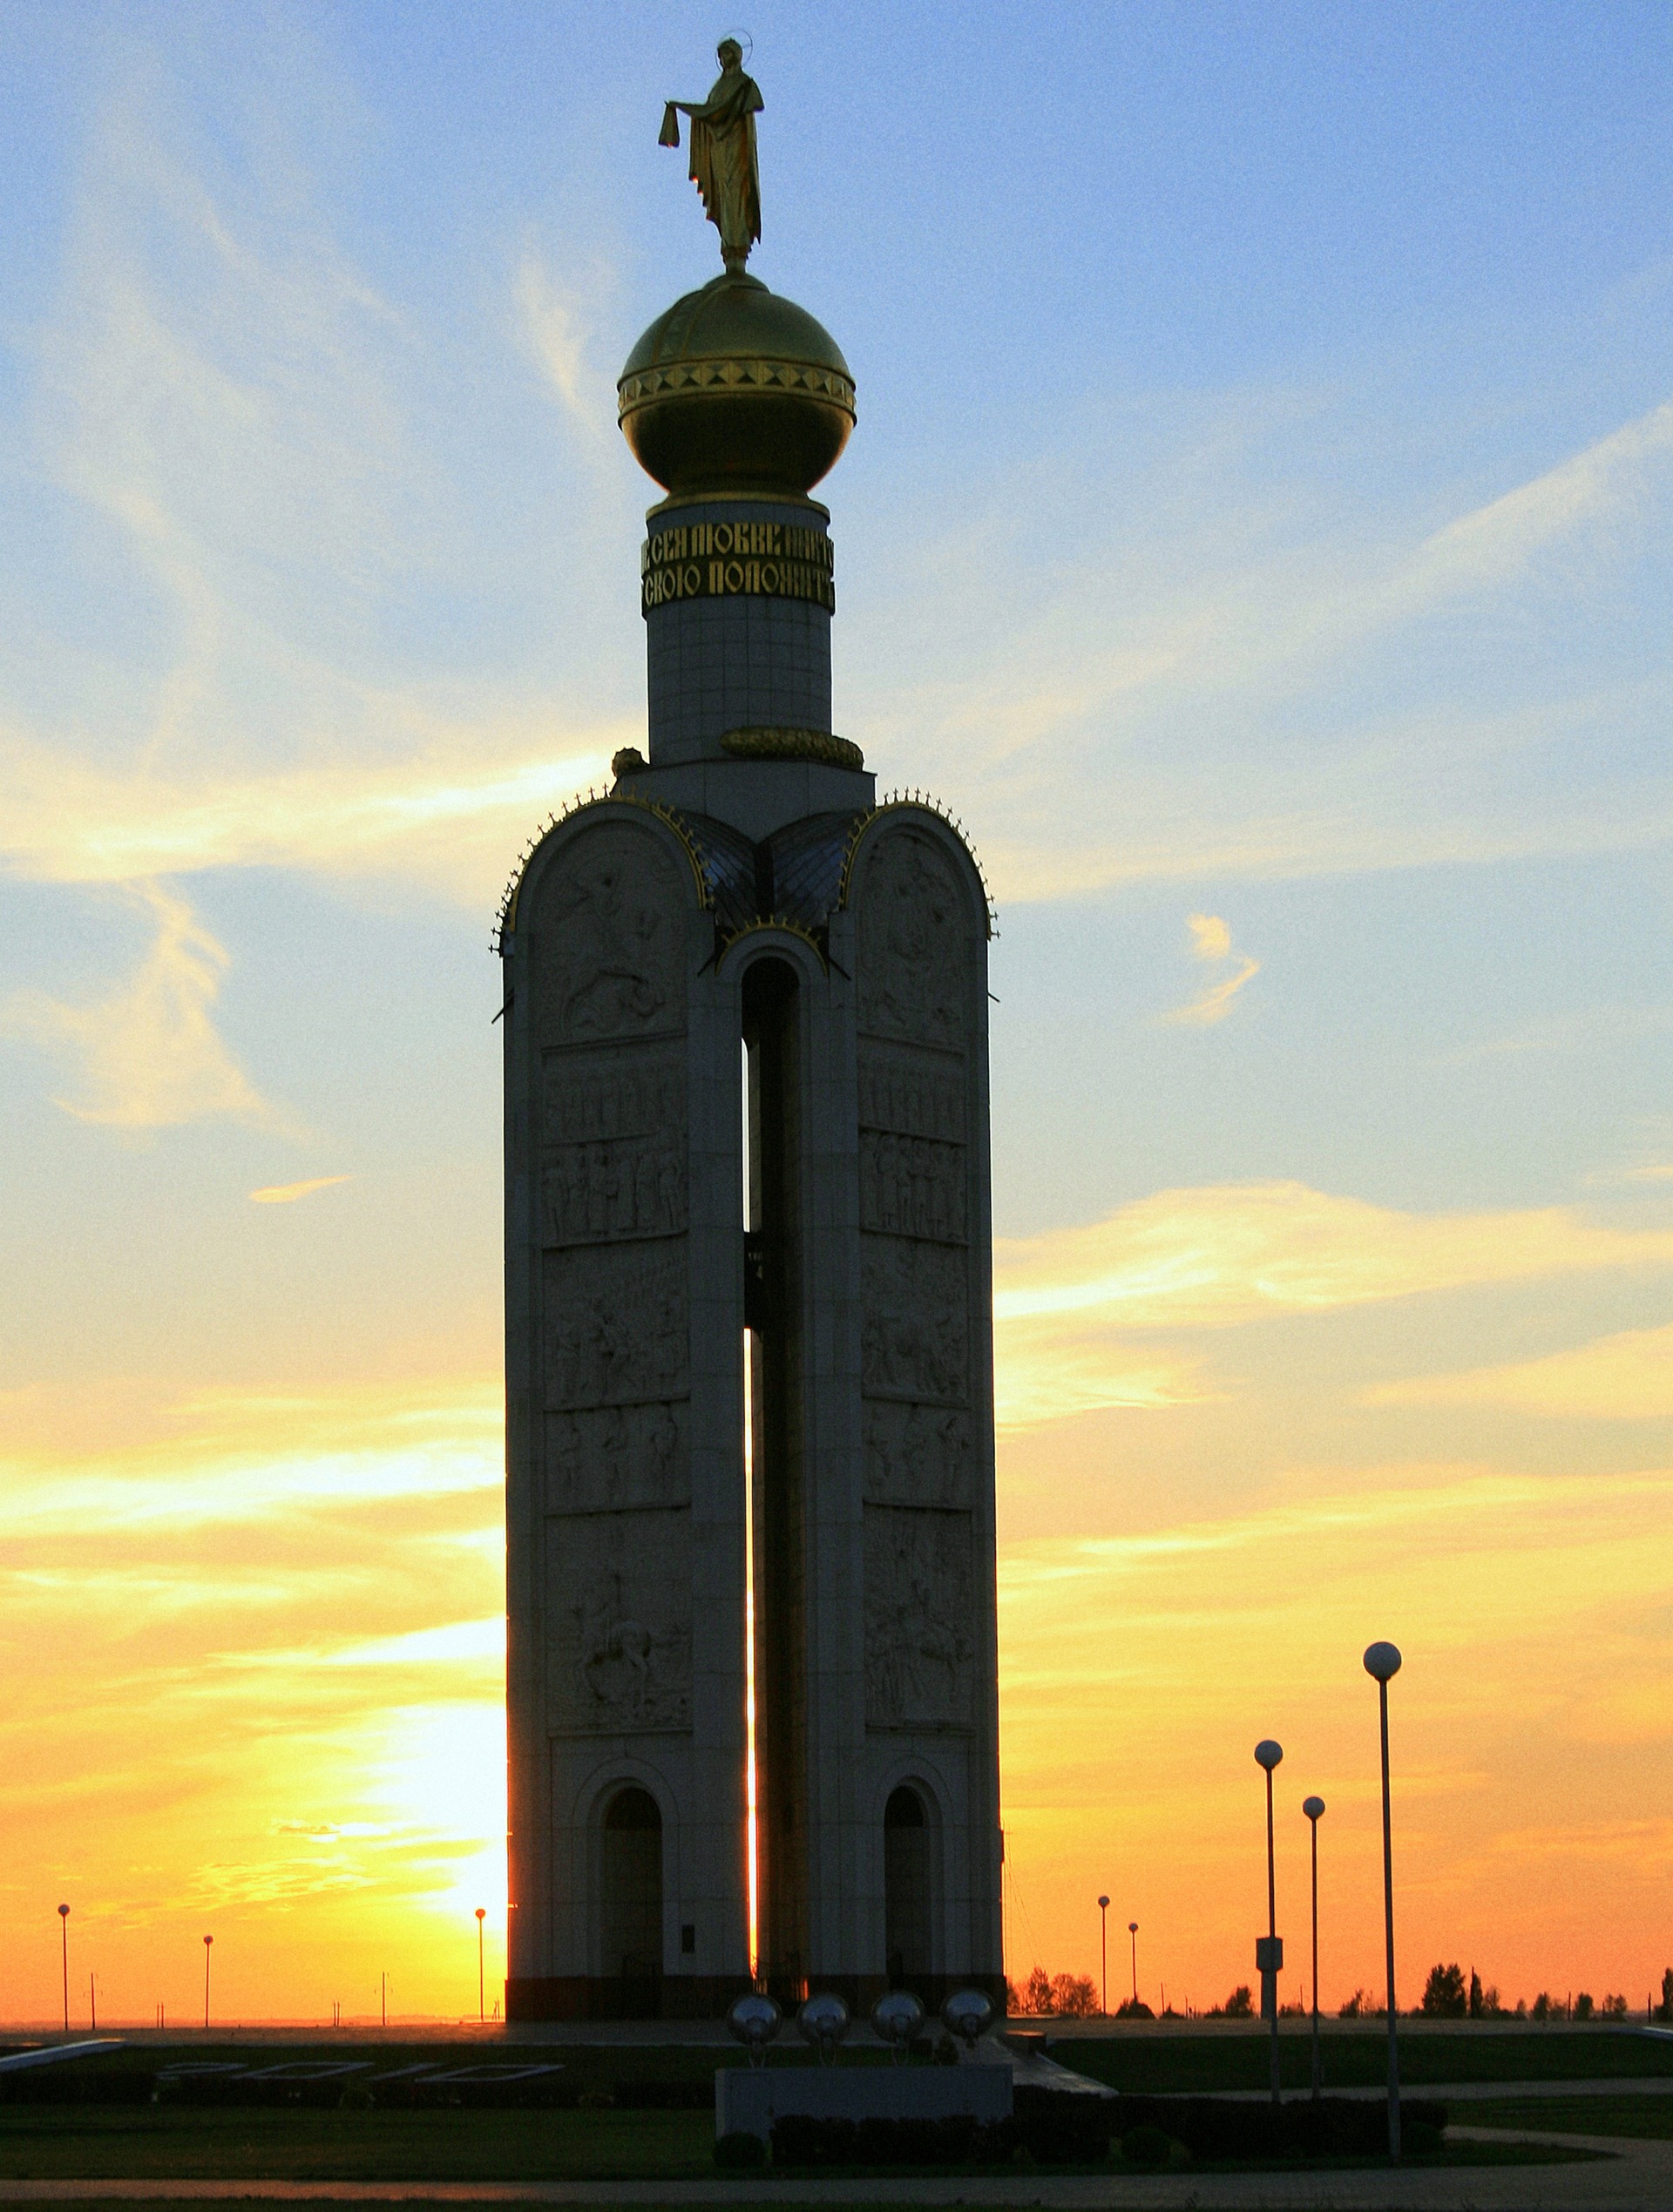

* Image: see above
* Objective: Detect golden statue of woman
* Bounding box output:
[660,40,763,274]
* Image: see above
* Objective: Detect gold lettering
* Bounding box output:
[724,559,743,592]
[715,524,734,557]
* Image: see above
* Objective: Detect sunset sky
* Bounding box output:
[3,0,1671,2026]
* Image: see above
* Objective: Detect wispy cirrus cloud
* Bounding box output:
[1,882,275,1130]
[1411,397,1673,592]
[1368,1319,1673,1421]
[992,1180,1673,1429]
[857,388,1673,901]
[1161,910,1260,1026]
[250,1174,350,1205]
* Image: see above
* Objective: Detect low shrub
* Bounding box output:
[714,2130,767,2168]
[1107,2094,1447,2162]
[1121,2122,1173,2166]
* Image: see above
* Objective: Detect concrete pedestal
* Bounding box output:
[716,2060,1012,2140]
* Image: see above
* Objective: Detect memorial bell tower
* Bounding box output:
[498,46,1003,2020]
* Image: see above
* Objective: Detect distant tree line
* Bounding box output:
[1005,1962,1673,2022]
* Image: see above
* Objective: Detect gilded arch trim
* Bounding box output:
[493,791,712,952]
[836,793,998,940]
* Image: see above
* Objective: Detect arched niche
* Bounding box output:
[884,1782,938,1989]
[599,1784,664,1987]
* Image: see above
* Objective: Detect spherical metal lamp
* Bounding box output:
[796,1990,850,2064]
[941,1987,994,2052]
[870,1988,925,2064]
[727,1992,782,2067]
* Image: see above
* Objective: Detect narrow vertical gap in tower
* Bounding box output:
[742,957,808,2001]
[740,1038,760,1987]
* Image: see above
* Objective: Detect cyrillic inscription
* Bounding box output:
[640,520,835,616]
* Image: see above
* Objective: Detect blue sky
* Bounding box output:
[2,1,1670,2021]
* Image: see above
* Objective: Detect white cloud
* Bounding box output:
[1413,397,1673,590]
[516,249,612,438]
[1162,910,1260,1026]
[250,1174,350,1205]
[2,882,274,1130]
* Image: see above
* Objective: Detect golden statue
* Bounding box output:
[660,39,763,274]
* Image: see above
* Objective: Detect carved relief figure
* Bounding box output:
[545,1246,688,1409]
[864,1505,974,1730]
[543,1133,687,1245]
[546,1402,690,1515]
[864,1402,971,1509]
[861,1240,968,1405]
[857,1050,966,1143]
[860,1129,966,1244]
[538,825,687,1044]
[542,1057,684,1146]
[857,831,966,1047]
[547,1513,693,1735]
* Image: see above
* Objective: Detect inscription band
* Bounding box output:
[640,520,836,618]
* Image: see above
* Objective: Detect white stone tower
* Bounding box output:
[498,245,1002,2021]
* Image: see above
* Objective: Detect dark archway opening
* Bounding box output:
[600,1786,662,2014]
[884,1784,933,1990]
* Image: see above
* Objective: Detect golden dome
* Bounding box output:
[618,273,855,498]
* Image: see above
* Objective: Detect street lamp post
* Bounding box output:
[202,1935,213,2031]
[476,1907,487,2023]
[1254,1740,1284,2106]
[1303,1796,1325,2098]
[58,1905,69,2034]
[1097,1897,1109,2016]
[1128,1922,1139,2008]
[1364,1641,1404,2160]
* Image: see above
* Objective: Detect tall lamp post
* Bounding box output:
[1302,1796,1325,2098]
[1254,1740,1284,2106]
[1128,1922,1139,2008]
[58,1905,70,2034]
[1097,1897,1109,2016]
[1364,1641,1403,2160]
[203,1934,213,2030]
[476,1907,487,2023]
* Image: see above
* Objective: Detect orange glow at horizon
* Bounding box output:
[2,1167,1670,2023]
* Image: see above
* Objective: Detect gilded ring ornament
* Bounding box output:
[618,357,857,419]
[721,727,864,770]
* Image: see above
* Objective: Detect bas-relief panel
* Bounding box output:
[545,1402,688,1514]
[543,1133,686,1246]
[855,829,969,1051]
[864,1402,971,1510]
[857,1050,966,1143]
[543,1241,688,1410]
[860,1237,968,1407]
[859,1129,965,1244]
[535,821,688,1047]
[546,1509,692,1735]
[864,1505,974,1732]
[542,1054,684,1147]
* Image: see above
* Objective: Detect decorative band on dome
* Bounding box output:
[618,355,857,421]
[721,727,864,770]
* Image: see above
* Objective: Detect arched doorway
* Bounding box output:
[884,1783,933,1988]
[600,1786,663,2002]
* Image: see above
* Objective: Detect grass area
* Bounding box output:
[1045,2027,1673,2094]
[1465,2093,1673,2141]
[0,2106,715,2183]
[0,2106,1605,2186]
